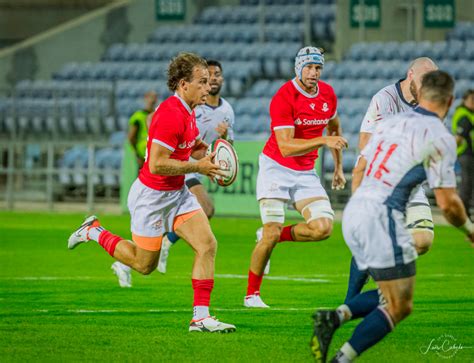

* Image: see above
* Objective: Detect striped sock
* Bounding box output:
[88,226,105,241]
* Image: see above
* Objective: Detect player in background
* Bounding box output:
[68,53,236,333]
[244,46,348,308]
[451,89,474,218]
[311,70,474,363]
[129,91,158,168]
[114,90,158,287]
[344,58,438,303]
[157,59,235,274]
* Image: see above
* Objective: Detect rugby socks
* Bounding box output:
[347,290,380,320]
[346,307,394,356]
[336,304,352,324]
[337,290,379,324]
[333,343,358,362]
[344,257,369,303]
[88,225,104,241]
[246,270,264,296]
[86,220,122,257]
[278,225,295,242]
[97,230,122,257]
[115,261,131,273]
[166,232,180,244]
[192,279,214,320]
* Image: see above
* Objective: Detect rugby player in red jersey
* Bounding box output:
[244,46,348,308]
[68,53,236,333]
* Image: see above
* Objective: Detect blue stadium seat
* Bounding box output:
[346,42,368,61]
[103,43,126,61]
[398,41,418,61]
[378,41,399,60]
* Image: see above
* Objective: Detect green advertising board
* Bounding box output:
[350,0,381,28]
[121,140,322,218]
[155,0,186,21]
[424,0,455,28]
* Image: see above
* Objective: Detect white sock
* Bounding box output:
[340,342,358,362]
[88,226,105,242]
[336,304,352,324]
[193,306,209,320]
[116,262,131,272]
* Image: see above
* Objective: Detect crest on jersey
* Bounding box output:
[152,220,163,230]
[309,103,315,110]
[322,103,329,112]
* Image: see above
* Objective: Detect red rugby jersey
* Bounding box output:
[262,79,338,171]
[139,95,199,191]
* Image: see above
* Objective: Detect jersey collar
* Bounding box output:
[291,78,319,98]
[414,106,439,118]
[173,93,193,114]
[204,97,223,110]
[395,79,416,108]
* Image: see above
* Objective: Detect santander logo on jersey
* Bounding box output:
[178,140,196,149]
[294,118,330,126]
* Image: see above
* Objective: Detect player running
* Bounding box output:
[157,59,235,274]
[68,53,236,333]
[344,57,438,302]
[311,70,474,362]
[244,46,348,308]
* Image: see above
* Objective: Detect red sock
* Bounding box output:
[279,225,295,242]
[97,230,122,257]
[247,270,264,296]
[192,279,214,307]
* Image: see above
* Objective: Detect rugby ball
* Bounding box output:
[206,139,239,187]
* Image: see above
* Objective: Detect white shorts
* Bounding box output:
[127,179,201,238]
[256,154,329,204]
[342,197,418,280]
[185,172,202,182]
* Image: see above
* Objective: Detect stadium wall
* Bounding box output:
[0,8,88,48]
[335,0,474,60]
[0,0,199,90]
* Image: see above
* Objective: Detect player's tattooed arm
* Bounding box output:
[275,127,347,157]
[351,155,367,193]
[148,142,200,175]
[149,142,224,178]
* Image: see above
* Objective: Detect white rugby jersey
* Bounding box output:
[360,80,415,134]
[195,97,235,144]
[354,107,457,212]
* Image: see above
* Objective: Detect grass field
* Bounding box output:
[0,211,473,362]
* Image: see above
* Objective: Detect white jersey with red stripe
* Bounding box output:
[360,80,414,134]
[354,107,456,212]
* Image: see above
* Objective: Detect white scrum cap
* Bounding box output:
[294,46,324,79]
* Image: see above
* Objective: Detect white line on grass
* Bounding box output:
[3,273,469,282]
[215,274,330,283]
[6,276,94,280]
[31,307,320,314]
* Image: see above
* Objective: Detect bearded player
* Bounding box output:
[344,57,439,303]
[244,46,348,308]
